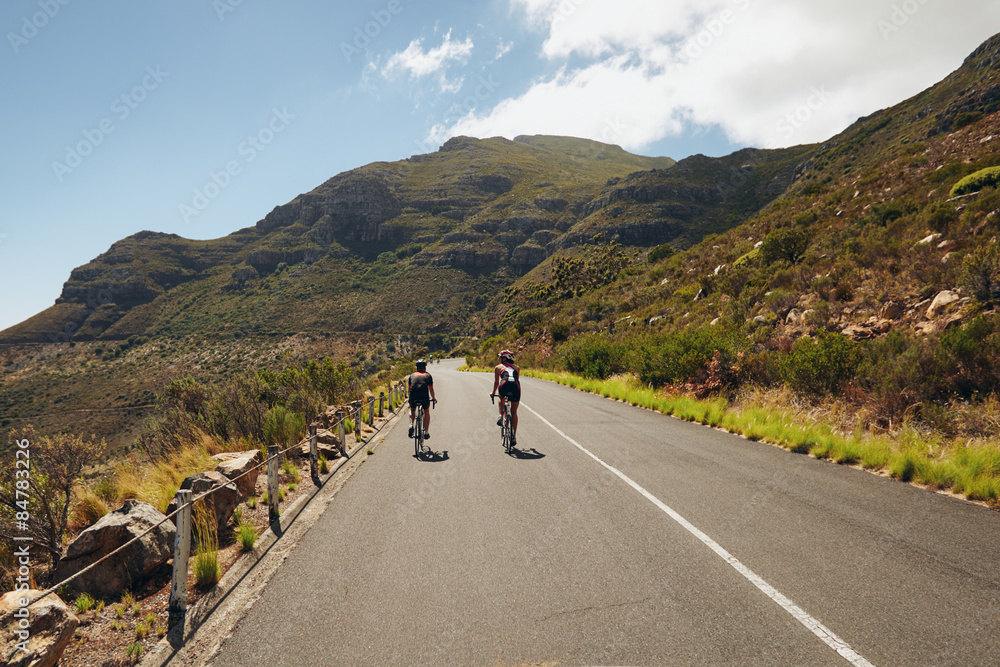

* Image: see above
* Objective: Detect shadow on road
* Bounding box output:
[508,445,545,460]
[415,448,450,462]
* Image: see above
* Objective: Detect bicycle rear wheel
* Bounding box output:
[413,406,424,456]
[503,414,513,454]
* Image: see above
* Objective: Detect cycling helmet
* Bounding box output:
[498,349,514,361]
[415,358,427,369]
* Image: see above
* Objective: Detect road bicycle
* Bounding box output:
[412,399,435,457]
[490,393,514,454]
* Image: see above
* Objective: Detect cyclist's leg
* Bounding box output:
[422,400,431,434]
[509,401,519,435]
[497,396,506,426]
[408,402,416,437]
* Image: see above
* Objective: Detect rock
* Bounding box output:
[880,301,905,320]
[51,500,174,597]
[213,450,263,498]
[786,308,804,325]
[0,590,78,667]
[293,435,342,461]
[926,290,961,319]
[167,472,241,531]
[916,233,942,246]
[842,325,876,341]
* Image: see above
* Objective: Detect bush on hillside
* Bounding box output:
[559,333,622,380]
[781,331,859,395]
[961,243,1000,304]
[647,243,675,264]
[515,309,545,335]
[951,166,1000,197]
[923,201,959,233]
[633,329,735,387]
[549,320,571,342]
[760,227,810,265]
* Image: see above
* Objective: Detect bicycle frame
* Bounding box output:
[491,393,514,454]
[413,403,425,456]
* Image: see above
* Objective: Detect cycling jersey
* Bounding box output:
[497,363,520,402]
[408,371,433,407]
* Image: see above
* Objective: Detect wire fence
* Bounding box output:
[25,380,410,624]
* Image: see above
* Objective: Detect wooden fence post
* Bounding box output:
[309,423,319,486]
[368,396,375,426]
[267,445,279,524]
[168,489,192,629]
[378,392,385,418]
[337,409,346,455]
[352,401,362,441]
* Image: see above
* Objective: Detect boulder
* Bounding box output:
[880,301,905,321]
[0,590,78,667]
[213,450,263,498]
[51,500,174,597]
[167,471,241,531]
[293,430,342,460]
[926,290,961,319]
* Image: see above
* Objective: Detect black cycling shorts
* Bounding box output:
[498,382,520,403]
[409,395,430,409]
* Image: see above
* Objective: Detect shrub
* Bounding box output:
[760,228,810,265]
[647,243,675,263]
[863,200,916,226]
[263,405,306,448]
[549,320,571,342]
[951,166,1000,197]
[961,243,1000,303]
[634,329,736,387]
[781,331,859,395]
[923,202,959,233]
[515,309,545,335]
[559,334,621,380]
[0,426,105,566]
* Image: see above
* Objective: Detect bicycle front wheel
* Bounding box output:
[413,407,423,456]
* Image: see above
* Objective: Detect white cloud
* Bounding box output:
[382,30,474,93]
[495,38,514,61]
[429,0,1000,153]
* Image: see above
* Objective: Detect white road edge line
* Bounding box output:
[522,402,876,667]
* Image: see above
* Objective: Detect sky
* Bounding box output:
[1,0,998,333]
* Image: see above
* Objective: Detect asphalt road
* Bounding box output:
[211,359,1000,666]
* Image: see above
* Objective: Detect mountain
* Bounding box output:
[3,33,1000,448]
[2,135,680,345]
[481,33,1000,432]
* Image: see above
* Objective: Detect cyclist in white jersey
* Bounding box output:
[491,349,520,445]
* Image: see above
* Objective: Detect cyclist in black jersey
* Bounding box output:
[407,359,436,439]
[491,349,520,445]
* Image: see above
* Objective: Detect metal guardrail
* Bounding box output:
[28,380,411,629]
